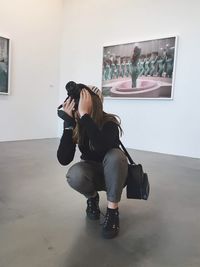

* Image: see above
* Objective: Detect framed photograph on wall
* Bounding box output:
[101,36,178,99]
[0,36,10,95]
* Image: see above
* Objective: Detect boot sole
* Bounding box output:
[86,213,100,220]
[102,229,119,239]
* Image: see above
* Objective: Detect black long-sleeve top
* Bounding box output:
[57,114,120,165]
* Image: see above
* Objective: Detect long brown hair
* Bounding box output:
[73,93,122,145]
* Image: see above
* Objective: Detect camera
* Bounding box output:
[65,81,87,109]
[57,81,88,121]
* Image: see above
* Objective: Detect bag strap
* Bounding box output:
[119,140,136,165]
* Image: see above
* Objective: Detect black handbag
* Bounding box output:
[120,141,150,200]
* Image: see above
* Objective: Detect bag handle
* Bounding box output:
[119,140,136,165]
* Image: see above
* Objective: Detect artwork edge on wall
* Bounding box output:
[0,34,11,95]
[101,34,178,100]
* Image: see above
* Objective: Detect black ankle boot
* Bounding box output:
[102,207,119,239]
[86,193,100,220]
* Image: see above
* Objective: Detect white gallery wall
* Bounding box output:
[0,0,63,141]
[0,0,199,159]
[59,0,200,158]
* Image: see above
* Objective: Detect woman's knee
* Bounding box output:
[66,163,87,190]
[103,148,127,167]
[103,148,128,188]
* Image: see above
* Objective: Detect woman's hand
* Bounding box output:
[63,97,75,118]
[78,89,92,117]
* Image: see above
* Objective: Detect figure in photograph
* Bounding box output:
[149,52,158,76]
[138,55,145,76]
[165,53,173,78]
[0,59,7,92]
[104,61,111,80]
[121,59,126,78]
[116,57,121,78]
[130,46,141,87]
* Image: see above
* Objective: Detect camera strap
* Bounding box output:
[119,140,136,165]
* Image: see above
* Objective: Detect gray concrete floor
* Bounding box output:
[0,139,200,267]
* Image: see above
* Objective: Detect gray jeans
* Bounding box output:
[66,148,128,202]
